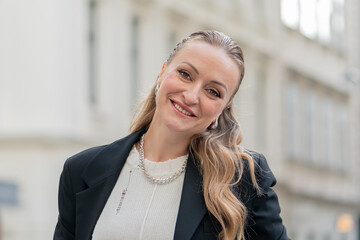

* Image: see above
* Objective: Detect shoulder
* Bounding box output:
[240,149,290,239]
[62,129,145,179]
[243,148,270,170]
[60,143,119,192]
[63,144,109,176]
[235,148,277,205]
[62,137,124,176]
[243,148,276,190]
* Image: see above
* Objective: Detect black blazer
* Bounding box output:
[54,128,290,240]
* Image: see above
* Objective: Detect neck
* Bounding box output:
[139,122,191,163]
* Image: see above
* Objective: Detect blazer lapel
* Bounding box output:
[75,129,146,240]
[174,154,207,240]
[75,174,119,240]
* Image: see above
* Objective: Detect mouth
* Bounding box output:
[170,99,197,117]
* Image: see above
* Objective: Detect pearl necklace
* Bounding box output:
[139,134,187,185]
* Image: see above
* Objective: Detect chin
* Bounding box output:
[163,120,205,136]
[164,122,189,133]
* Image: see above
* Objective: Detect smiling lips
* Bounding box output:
[171,100,196,117]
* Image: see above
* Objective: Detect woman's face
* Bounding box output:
[154,40,240,136]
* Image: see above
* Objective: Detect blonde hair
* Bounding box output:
[130,30,260,240]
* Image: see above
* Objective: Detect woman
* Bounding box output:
[54,30,290,240]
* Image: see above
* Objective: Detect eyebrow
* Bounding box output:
[210,80,228,92]
[182,61,199,74]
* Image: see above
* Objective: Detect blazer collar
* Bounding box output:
[81,128,146,187]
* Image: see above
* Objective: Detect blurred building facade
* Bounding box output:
[0,0,359,239]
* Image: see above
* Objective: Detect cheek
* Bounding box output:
[202,101,223,119]
[163,80,177,92]
[160,75,183,94]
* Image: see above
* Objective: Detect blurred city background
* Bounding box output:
[0,0,359,239]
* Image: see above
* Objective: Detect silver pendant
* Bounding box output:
[115,170,132,215]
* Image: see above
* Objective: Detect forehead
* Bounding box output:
[174,40,229,60]
[169,40,240,96]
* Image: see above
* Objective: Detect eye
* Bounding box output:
[207,89,221,98]
[178,70,191,80]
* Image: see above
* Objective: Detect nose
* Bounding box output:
[183,84,200,105]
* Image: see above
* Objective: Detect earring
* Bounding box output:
[155,84,159,96]
[211,118,218,129]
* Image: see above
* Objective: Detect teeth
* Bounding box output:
[173,102,192,116]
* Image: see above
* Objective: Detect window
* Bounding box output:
[284,71,349,171]
[285,80,298,159]
[0,181,18,206]
[323,97,332,166]
[337,103,349,170]
[299,0,318,39]
[305,88,315,163]
[281,0,300,29]
[281,0,345,51]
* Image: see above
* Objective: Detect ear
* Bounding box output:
[211,114,221,124]
[156,62,167,87]
[213,112,223,124]
[161,61,166,73]
[157,62,166,83]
